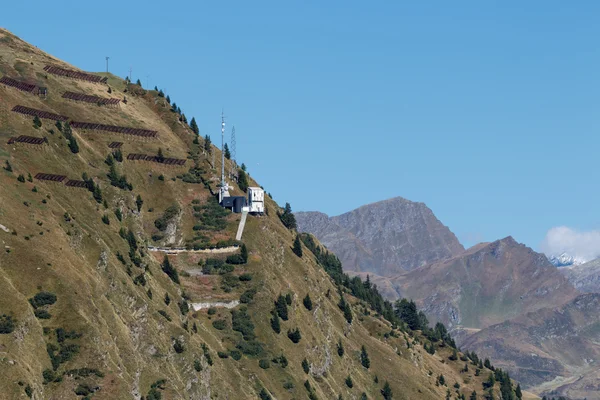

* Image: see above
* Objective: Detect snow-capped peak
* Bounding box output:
[548,252,587,267]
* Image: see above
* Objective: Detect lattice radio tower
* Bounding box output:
[220,110,226,189]
[230,125,237,179]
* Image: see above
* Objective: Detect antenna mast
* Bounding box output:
[221,111,226,189]
[230,125,237,178]
[105,56,110,73]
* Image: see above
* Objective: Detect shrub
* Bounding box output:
[17,174,25,182]
[259,359,270,369]
[42,369,55,384]
[34,309,51,319]
[29,292,57,308]
[231,307,255,340]
[194,359,202,372]
[217,351,229,359]
[360,345,370,369]
[302,358,310,373]
[173,338,185,353]
[229,349,242,360]
[287,328,301,343]
[240,288,257,304]
[239,273,252,281]
[212,320,227,330]
[259,388,272,400]
[154,205,179,231]
[178,301,189,316]
[0,314,16,334]
[207,307,216,315]
[158,310,172,322]
[235,340,263,356]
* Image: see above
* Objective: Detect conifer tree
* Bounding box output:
[381,381,393,400]
[204,135,212,154]
[303,294,313,310]
[157,148,165,163]
[275,295,288,320]
[136,195,143,212]
[470,391,477,400]
[33,116,42,128]
[136,78,141,86]
[190,117,199,134]
[292,234,303,257]
[515,384,522,399]
[166,95,171,104]
[161,255,180,284]
[360,345,370,369]
[337,338,345,357]
[224,143,231,159]
[279,202,297,229]
[238,169,248,192]
[270,310,281,334]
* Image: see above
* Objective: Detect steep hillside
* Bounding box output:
[0,29,531,400]
[393,237,578,330]
[463,293,600,399]
[560,258,600,293]
[296,197,464,276]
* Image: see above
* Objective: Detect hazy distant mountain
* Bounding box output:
[295,197,464,277]
[560,257,600,293]
[392,237,578,330]
[548,251,587,267]
[463,293,600,397]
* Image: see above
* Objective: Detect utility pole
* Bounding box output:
[129,66,132,82]
[105,56,110,73]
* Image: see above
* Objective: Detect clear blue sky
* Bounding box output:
[4,1,599,250]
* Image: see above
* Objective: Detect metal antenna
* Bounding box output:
[105,56,110,73]
[221,110,226,189]
[230,125,237,177]
[129,66,132,82]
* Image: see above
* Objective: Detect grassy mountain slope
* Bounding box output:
[0,28,534,400]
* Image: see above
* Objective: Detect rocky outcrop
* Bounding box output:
[296,197,464,276]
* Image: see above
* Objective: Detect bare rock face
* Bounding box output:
[296,197,464,276]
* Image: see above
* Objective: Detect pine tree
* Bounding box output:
[136,78,141,86]
[4,160,12,172]
[101,214,110,225]
[470,391,477,400]
[303,294,313,310]
[161,256,180,284]
[381,381,393,399]
[164,293,171,305]
[190,117,199,134]
[337,339,344,357]
[224,143,231,159]
[154,86,158,91]
[136,195,143,212]
[204,135,212,154]
[275,295,288,320]
[515,384,522,399]
[166,95,171,104]
[345,375,353,388]
[270,310,281,334]
[292,234,303,257]
[113,149,123,162]
[157,148,165,163]
[33,116,42,128]
[241,163,247,171]
[171,102,178,112]
[238,169,248,192]
[360,345,370,369]
[279,202,297,229]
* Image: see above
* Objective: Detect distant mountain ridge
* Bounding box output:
[392,236,578,330]
[548,251,587,267]
[296,197,464,277]
[560,257,600,293]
